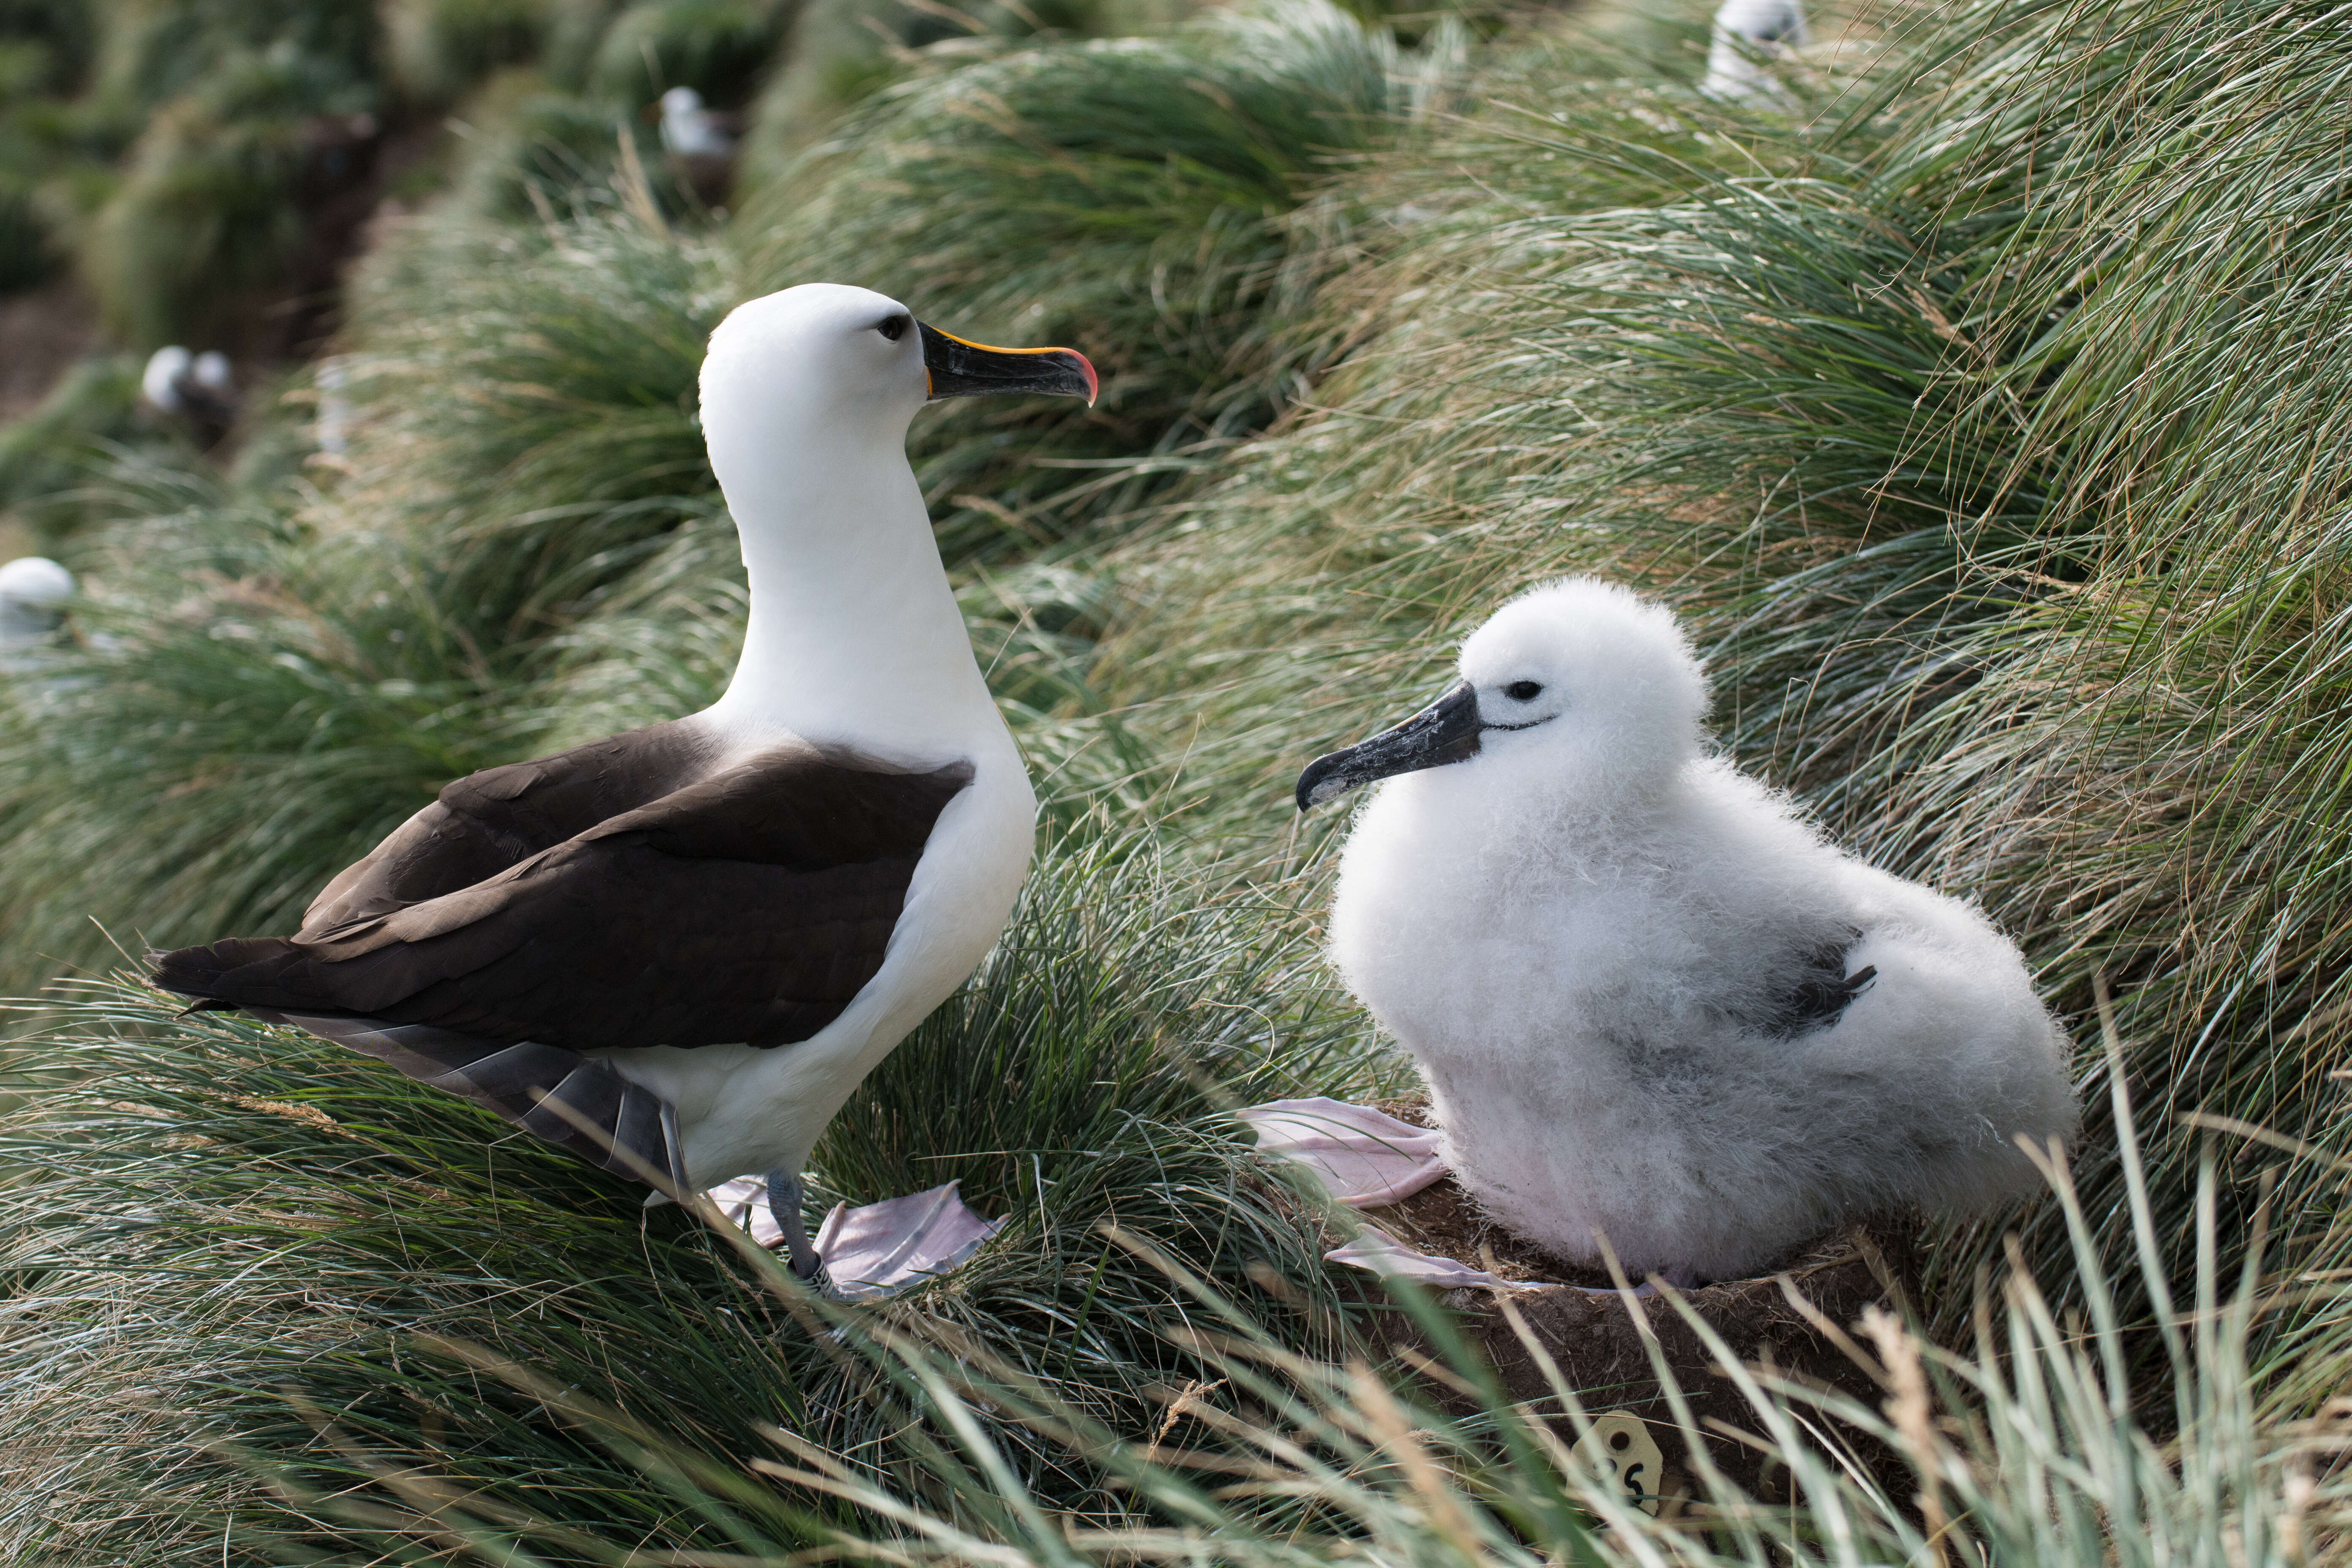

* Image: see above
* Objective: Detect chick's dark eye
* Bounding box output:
[876,313,910,342]
[1505,680,1544,702]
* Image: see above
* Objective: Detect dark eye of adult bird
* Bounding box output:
[1505,681,1544,702]
[876,313,910,341]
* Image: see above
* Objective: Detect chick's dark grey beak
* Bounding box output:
[919,321,1098,403]
[1296,681,1482,812]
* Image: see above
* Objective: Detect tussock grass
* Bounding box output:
[115,1041,2352,1568]
[84,0,378,129]
[585,0,791,107]
[80,44,378,347]
[734,0,1190,183]
[0,835,1384,1561]
[739,0,1453,563]
[383,0,552,106]
[0,153,56,291]
[0,0,93,92]
[0,351,179,539]
[336,193,732,664]
[430,69,670,221]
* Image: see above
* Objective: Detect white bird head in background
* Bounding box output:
[1297,578,1709,813]
[140,346,193,412]
[1702,0,1810,102]
[140,346,237,441]
[0,555,76,649]
[659,85,736,157]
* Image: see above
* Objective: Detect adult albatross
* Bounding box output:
[151,283,1095,1282]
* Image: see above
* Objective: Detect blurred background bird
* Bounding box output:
[139,346,237,448]
[658,86,740,204]
[1701,0,1808,101]
[0,554,73,678]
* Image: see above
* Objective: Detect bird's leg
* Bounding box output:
[659,1100,691,1195]
[765,1168,828,1285]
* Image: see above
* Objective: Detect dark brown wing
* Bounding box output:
[302,718,718,936]
[153,741,974,1052]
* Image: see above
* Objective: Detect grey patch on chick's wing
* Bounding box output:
[1746,934,1878,1040]
[150,722,975,1056]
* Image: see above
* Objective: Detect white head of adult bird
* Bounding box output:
[1296,579,2078,1283]
[1701,0,1808,103]
[152,284,1097,1283]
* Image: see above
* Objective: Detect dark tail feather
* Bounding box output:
[150,936,315,1007]
[251,1009,682,1186]
[150,943,684,1190]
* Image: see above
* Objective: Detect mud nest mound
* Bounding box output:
[1349,1096,1922,1507]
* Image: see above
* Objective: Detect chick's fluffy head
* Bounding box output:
[1457,578,1710,794]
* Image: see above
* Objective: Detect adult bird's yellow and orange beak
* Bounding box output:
[919,321,1098,404]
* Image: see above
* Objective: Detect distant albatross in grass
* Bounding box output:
[152,284,1097,1282]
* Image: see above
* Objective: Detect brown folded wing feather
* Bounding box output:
[302,717,720,936]
[153,731,974,1053]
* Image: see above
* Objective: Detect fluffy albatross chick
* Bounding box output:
[1297,579,2077,1282]
[152,284,1097,1282]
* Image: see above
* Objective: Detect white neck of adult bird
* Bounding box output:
[713,416,987,757]
[693,283,1095,761]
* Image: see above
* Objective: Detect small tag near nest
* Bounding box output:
[1576,1413,1666,1517]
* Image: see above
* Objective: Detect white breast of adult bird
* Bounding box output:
[1296,578,2078,1282]
[151,284,1098,1281]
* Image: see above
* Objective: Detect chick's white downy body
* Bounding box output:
[1322,580,2076,1280]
